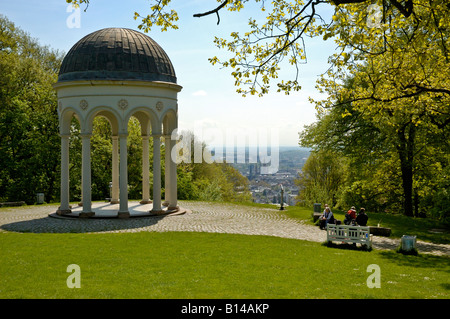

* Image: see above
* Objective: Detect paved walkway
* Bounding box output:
[0,201,448,256]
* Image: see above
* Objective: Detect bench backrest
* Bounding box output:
[327,224,370,241]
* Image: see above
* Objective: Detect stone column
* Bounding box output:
[78,174,83,207]
[163,134,171,206]
[80,133,94,217]
[151,134,162,213]
[111,135,119,204]
[57,134,71,215]
[140,135,151,204]
[168,135,178,210]
[118,133,130,218]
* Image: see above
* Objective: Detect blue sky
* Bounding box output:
[1,0,336,146]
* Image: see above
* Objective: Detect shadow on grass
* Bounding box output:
[378,249,450,271]
[0,215,167,234]
[441,283,450,291]
[321,241,373,252]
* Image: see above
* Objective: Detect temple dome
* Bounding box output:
[58,28,177,83]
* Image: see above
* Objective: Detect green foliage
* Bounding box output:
[66,0,450,99]
[0,15,63,204]
[300,80,449,219]
[295,149,346,207]
[420,172,450,225]
[67,117,82,201]
[176,164,196,200]
[174,132,252,202]
[299,1,450,218]
[126,117,146,199]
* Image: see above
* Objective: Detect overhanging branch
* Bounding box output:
[193,0,229,25]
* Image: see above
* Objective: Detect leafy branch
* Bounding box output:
[193,0,230,25]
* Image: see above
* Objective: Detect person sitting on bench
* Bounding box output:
[355,207,368,226]
[319,207,335,230]
[344,206,357,225]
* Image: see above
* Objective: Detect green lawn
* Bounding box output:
[0,231,448,299]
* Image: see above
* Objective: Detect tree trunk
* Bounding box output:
[396,123,415,217]
[414,189,420,217]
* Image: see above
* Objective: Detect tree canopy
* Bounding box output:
[0,15,63,203]
[301,0,449,218]
[298,2,450,217]
[66,0,450,97]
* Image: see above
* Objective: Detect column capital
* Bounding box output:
[111,135,119,141]
[118,133,129,138]
[60,133,71,139]
[152,134,162,138]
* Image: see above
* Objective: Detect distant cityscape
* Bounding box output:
[230,147,310,206]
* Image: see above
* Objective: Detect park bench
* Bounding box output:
[326,224,373,249]
[0,201,26,208]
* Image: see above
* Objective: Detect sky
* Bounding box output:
[1,0,337,147]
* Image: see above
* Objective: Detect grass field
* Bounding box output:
[0,201,449,299]
[0,231,448,299]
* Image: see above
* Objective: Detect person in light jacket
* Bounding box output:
[320,207,335,229]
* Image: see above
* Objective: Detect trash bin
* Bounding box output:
[36,193,45,204]
[401,235,417,252]
[313,203,321,213]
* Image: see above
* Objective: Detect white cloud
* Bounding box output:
[192,90,207,96]
[193,118,220,129]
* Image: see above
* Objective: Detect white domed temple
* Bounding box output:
[53,28,183,218]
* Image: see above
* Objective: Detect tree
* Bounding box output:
[302,57,450,217]
[295,149,346,207]
[66,0,450,96]
[308,0,450,217]
[172,130,252,202]
[0,15,63,203]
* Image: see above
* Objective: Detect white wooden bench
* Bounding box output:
[326,224,373,249]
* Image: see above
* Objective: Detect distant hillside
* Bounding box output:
[278,147,311,173]
[229,146,310,176]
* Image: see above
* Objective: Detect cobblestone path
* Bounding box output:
[0,201,448,256]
